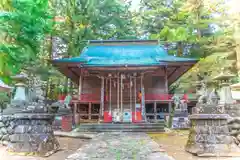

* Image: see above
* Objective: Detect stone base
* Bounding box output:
[1,113,59,157]
[225,103,240,117]
[186,143,240,157]
[185,114,240,157]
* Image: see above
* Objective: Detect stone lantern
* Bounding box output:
[213,69,235,106]
[231,83,240,101]
[0,73,59,156]
[10,73,29,108]
[185,70,240,157]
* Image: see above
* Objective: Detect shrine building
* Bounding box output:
[52,40,198,124]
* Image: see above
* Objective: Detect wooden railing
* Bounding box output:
[69,93,193,102]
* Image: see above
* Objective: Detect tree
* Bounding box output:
[139,0,221,57]
[0,92,10,113]
[54,0,137,57]
[0,0,53,83]
[176,2,240,91]
[50,0,138,92]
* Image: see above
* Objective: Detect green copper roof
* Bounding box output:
[52,40,199,85]
[53,44,198,67]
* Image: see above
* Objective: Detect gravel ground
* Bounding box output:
[0,137,88,160]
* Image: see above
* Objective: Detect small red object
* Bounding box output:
[58,95,66,101]
[104,111,112,123]
[61,115,72,132]
[132,111,142,123]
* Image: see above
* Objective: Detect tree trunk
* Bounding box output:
[45,78,49,98]
[177,42,183,56]
[168,103,176,128]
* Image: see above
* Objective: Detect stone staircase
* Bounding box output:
[77,121,165,132]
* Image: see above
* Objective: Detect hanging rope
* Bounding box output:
[117,74,119,111]
[109,77,112,115]
[134,76,137,120]
[120,74,123,114]
[130,76,132,112]
[100,77,104,117]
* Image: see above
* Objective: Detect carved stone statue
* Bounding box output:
[172,95,181,109]
[197,80,208,104]
[207,88,219,105]
[186,70,240,157]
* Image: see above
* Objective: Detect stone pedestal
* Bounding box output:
[6,113,59,156]
[185,114,240,156]
[225,104,240,117]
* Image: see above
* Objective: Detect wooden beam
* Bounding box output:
[117,74,120,111]
[89,102,92,120]
[109,77,112,114]
[100,77,105,117]
[165,67,168,93]
[57,66,78,83]
[78,76,82,101]
[167,67,179,79]
[120,74,123,114]
[154,102,157,122]
[168,65,193,85]
[134,75,137,120]
[141,74,146,121]
[74,102,78,125]
[85,66,160,71]
[69,67,80,79]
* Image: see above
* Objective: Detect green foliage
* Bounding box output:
[54,0,137,57]
[139,0,222,57]
[0,0,53,80]
[0,92,10,112]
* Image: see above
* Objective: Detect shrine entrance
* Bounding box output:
[99,72,146,123]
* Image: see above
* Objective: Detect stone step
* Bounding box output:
[79,126,165,130]
[77,129,165,132]
[79,124,165,129]
[80,122,164,126]
[77,122,165,132]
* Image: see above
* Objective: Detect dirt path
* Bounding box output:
[0,137,88,160]
[149,130,240,160]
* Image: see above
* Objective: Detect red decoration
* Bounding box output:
[61,115,72,132]
[74,93,190,103]
[145,94,173,101]
[132,112,142,123]
[58,95,66,101]
[104,112,112,123]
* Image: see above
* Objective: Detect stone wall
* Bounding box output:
[185,114,240,156]
[0,115,13,146]
[0,114,59,157]
[225,104,240,147]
